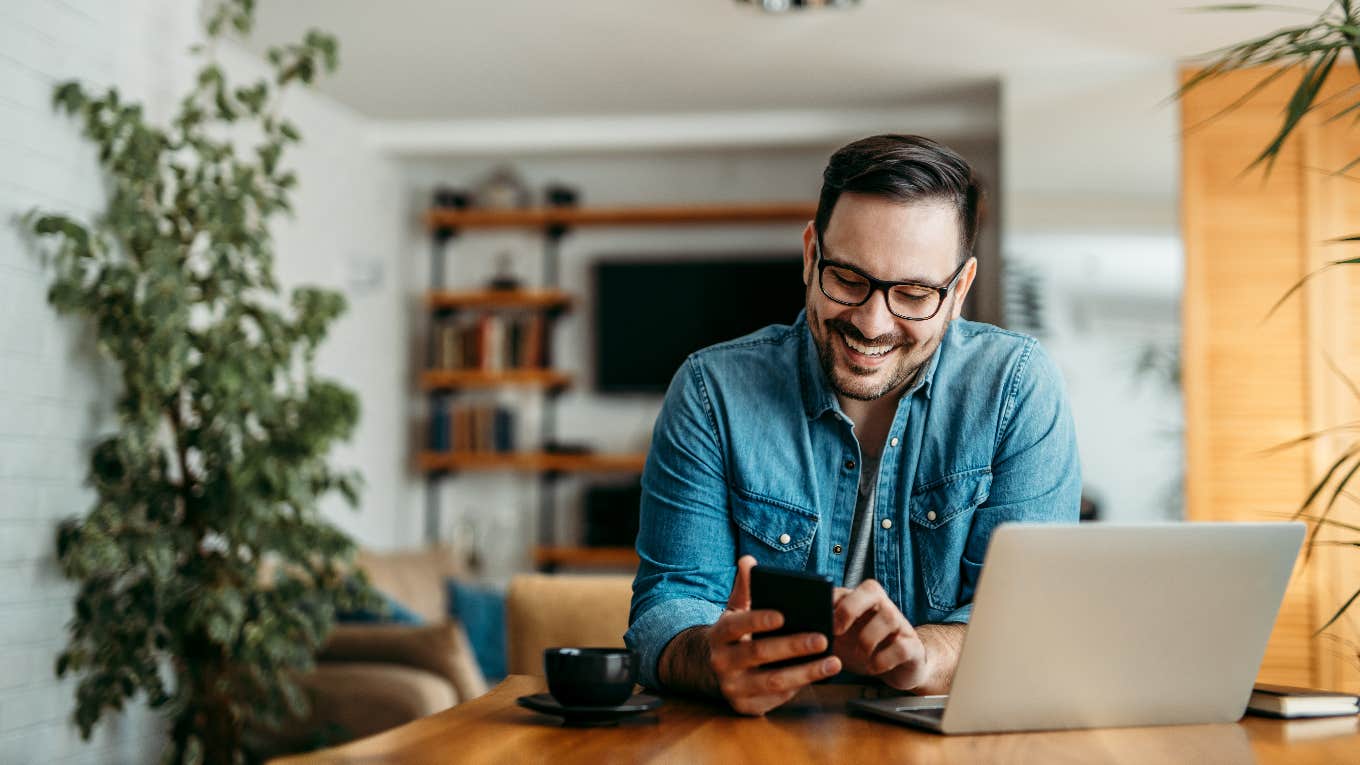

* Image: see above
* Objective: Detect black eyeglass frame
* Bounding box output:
[813,234,970,322]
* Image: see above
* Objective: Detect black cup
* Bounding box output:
[544,647,635,707]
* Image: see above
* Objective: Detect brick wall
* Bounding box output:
[0,1,405,761]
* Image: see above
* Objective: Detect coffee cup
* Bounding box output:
[543,647,636,707]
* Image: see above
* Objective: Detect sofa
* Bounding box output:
[257,546,487,754]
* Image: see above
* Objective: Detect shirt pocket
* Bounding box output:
[730,488,819,571]
[909,468,991,612]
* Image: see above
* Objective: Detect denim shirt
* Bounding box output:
[624,311,1081,690]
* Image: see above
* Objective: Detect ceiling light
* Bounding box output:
[740,0,861,14]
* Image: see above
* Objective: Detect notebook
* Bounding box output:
[1247,684,1359,719]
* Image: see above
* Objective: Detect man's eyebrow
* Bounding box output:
[821,245,938,284]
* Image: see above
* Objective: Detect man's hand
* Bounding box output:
[658,555,842,715]
[832,579,963,694]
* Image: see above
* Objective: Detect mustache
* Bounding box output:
[824,318,907,348]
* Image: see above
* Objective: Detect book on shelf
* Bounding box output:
[1247,684,1360,719]
[430,312,547,373]
[428,401,518,454]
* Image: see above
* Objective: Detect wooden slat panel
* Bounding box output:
[1182,66,1314,686]
[1183,65,1360,691]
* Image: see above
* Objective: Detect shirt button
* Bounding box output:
[890,437,899,447]
[778,533,791,545]
[833,544,843,554]
[926,510,937,522]
[881,518,893,530]
[845,459,856,470]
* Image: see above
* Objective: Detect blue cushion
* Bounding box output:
[337,582,424,625]
[446,579,506,682]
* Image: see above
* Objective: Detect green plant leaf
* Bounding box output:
[1316,585,1360,635]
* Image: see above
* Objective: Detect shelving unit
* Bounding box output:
[420,200,816,569]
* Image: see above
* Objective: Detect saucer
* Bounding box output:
[516,692,663,726]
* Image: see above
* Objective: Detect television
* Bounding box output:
[594,256,807,393]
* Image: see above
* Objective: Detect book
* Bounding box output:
[1247,684,1359,719]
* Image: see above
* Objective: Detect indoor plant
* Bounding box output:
[1179,0,1360,637]
[23,1,375,762]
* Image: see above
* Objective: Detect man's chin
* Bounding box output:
[831,368,897,401]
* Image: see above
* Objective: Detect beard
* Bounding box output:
[810,305,950,402]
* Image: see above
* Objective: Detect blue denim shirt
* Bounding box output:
[624,311,1081,690]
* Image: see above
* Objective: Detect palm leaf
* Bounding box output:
[1263,252,1360,319]
[1295,513,1360,534]
[1250,47,1340,174]
[1261,420,1360,452]
[1323,352,1360,401]
[1316,585,1360,635]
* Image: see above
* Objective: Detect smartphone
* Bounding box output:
[748,565,834,669]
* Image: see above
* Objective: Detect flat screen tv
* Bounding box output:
[594,256,806,393]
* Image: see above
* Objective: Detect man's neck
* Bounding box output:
[839,385,909,458]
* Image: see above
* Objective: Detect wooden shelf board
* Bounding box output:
[426,202,817,231]
[421,369,571,391]
[418,451,647,474]
[427,288,573,311]
[534,545,638,568]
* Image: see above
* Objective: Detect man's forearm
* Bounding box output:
[914,623,967,695]
[657,625,719,697]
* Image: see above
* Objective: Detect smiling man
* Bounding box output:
[625,135,1081,715]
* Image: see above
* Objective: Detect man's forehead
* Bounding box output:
[820,200,961,282]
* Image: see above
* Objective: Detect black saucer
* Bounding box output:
[516,692,663,726]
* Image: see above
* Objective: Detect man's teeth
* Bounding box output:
[844,335,893,357]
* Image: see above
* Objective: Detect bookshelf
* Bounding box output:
[421,200,816,569]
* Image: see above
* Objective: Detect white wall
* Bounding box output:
[0,1,405,761]
[1002,63,1184,522]
[399,136,1000,575]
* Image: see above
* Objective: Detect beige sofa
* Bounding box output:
[259,546,487,753]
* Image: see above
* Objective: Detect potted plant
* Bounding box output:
[1178,1,1360,639]
[23,1,376,762]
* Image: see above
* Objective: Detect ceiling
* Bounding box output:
[246,0,1325,122]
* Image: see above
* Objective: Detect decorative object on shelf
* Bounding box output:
[543,181,581,208]
[432,185,471,211]
[475,164,532,209]
[22,2,377,762]
[488,251,524,291]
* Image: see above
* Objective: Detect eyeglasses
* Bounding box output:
[814,235,969,321]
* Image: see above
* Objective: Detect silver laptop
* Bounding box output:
[848,522,1304,734]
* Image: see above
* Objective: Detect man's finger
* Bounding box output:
[727,654,842,698]
[727,555,758,610]
[833,585,885,635]
[709,608,783,645]
[730,631,827,671]
[870,633,924,675]
[857,608,912,655]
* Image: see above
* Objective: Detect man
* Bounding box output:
[624,135,1080,715]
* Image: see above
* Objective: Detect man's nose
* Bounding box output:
[849,288,899,342]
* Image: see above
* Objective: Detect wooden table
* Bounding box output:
[271,675,1360,764]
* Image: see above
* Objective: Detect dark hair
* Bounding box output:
[815,134,982,264]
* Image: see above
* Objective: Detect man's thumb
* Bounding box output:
[728,555,757,610]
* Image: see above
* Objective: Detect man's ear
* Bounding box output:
[802,222,817,287]
[949,257,978,320]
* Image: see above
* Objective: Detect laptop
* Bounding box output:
[848,522,1304,734]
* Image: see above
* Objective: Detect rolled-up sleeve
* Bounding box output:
[625,357,736,690]
[954,340,1082,617]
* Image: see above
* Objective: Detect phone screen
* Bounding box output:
[748,565,834,669]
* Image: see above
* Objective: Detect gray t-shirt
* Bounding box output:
[842,452,880,588]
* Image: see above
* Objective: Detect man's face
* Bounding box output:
[802,192,976,402]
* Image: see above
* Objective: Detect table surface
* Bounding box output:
[270,675,1360,765]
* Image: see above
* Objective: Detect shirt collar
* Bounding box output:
[797,310,944,421]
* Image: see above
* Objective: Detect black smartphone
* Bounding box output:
[748,565,834,669]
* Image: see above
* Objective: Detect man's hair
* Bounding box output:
[815,134,982,264]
